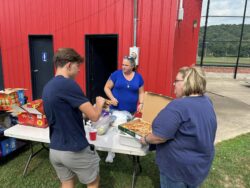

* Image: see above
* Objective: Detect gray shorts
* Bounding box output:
[49,146,100,184]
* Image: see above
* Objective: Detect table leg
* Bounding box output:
[23,142,46,176]
[41,143,49,151]
[131,156,142,188]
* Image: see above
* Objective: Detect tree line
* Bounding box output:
[198,24,250,57]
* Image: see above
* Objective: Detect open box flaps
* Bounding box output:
[0,88,26,111]
[118,92,172,139]
[11,99,48,128]
[141,91,172,123]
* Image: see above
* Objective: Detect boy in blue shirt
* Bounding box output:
[42,48,105,188]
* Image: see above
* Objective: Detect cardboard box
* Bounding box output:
[118,92,172,139]
[118,119,150,139]
[119,131,143,148]
[26,99,45,114]
[16,99,48,128]
[0,88,25,111]
[0,138,16,157]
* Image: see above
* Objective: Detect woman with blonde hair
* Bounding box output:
[140,66,217,188]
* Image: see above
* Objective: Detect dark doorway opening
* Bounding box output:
[85,34,118,104]
[0,49,4,90]
[29,35,54,100]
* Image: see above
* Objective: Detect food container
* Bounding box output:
[0,88,25,111]
[12,99,48,128]
[119,131,142,148]
[118,119,151,139]
[92,114,116,135]
[118,92,172,139]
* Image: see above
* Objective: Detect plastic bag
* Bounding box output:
[111,110,133,127]
[92,115,116,135]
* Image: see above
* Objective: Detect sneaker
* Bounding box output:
[105,152,115,163]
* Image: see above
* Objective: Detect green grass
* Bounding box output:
[0,144,159,188]
[1,133,250,188]
[196,56,250,66]
[202,133,250,188]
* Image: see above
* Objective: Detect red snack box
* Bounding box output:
[0,88,25,111]
[17,99,48,128]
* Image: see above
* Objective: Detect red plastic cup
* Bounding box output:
[134,112,142,118]
[89,129,97,141]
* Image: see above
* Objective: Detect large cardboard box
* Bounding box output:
[16,99,48,128]
[0,88,25,111]
[139,92,172,124]
[119,92,172,142]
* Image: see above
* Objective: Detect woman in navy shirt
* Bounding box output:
[140,66,217,188]
[104,55,144,114]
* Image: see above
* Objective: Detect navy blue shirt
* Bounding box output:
[42,75,89,151]
[109,70,144,113]
[152,95,217,186]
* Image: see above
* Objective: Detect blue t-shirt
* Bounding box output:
[109,70,144,113]
[42,75,89,151]
[152,95,217,186]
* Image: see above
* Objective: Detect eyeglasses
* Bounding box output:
[173,79,184,84]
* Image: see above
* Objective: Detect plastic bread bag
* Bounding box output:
[92,114,116,135]
[111,110,133,127]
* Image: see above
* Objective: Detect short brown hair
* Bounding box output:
[179,66,206,96]
[53,48,84,68]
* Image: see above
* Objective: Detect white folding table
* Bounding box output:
[4,124,148,188]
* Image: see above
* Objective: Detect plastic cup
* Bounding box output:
[134,112,142,118]
[89,129,97,141]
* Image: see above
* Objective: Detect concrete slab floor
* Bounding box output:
[206,75,250,143]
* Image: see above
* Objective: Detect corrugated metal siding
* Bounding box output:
[172,0,202,95]
[0,0,201,99]
[137,0,178,95]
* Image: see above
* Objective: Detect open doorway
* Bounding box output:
[85,34,118,103]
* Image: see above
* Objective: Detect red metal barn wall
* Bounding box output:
[171,0,202,95]
[0,0,201,100]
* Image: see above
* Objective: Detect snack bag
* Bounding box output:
[92,113,116,135]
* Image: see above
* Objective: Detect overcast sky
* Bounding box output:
[200,0,250,26]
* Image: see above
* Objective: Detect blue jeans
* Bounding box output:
[160,173,198,188]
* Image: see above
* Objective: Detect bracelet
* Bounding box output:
[139,102,143,104]
[144,135,150,145]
